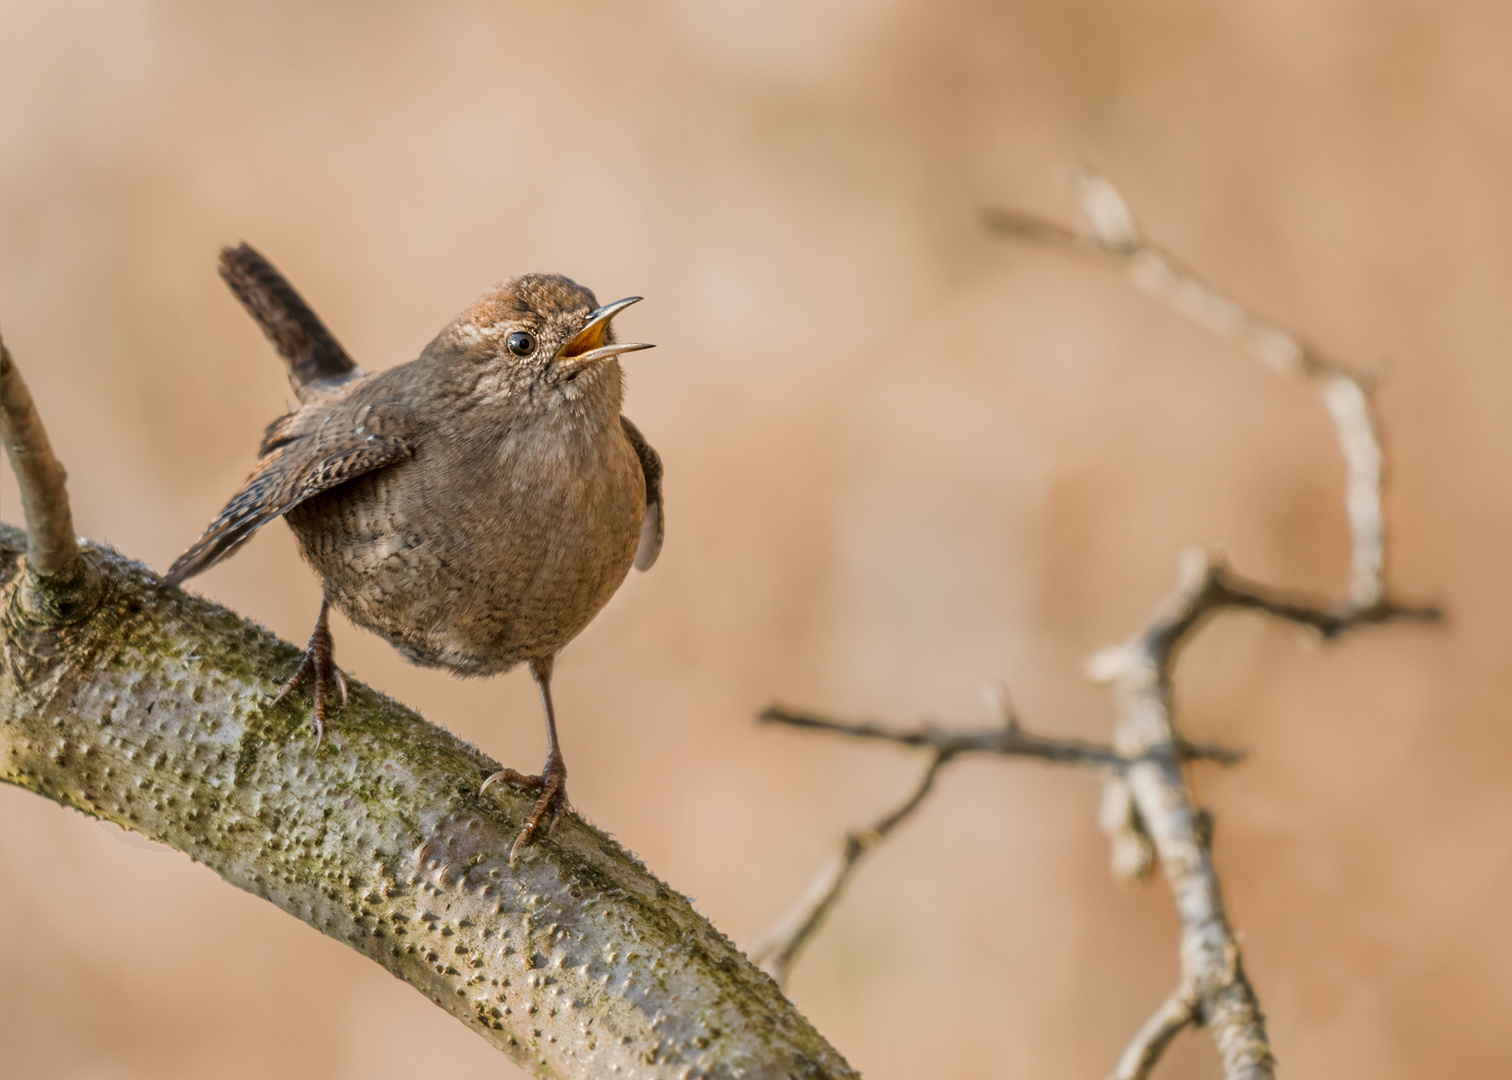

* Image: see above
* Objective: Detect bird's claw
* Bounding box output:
[482,755,568,862]
[270,616,346,746]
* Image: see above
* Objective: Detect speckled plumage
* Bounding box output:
[168,250,662,853]
[170,272,661,669]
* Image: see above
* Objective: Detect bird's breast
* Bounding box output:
[288,416,646,675]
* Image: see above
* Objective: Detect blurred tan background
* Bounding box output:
[1,1,1509,1077]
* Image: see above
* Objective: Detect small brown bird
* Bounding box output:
[167,245,663,856]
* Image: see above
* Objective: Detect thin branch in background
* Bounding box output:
[761,704,1248,769]
[1110,985,1199,1080]
[762,704,1120,769]
[747,750,952,988]
[984,168,1421,613]
[756,171,1441,1080]
[1083,549,1439,692]
[984,172,1346,381]
[749,685,1249,990]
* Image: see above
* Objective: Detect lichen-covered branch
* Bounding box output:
[747,750,950,988]
[0,522,856,1080]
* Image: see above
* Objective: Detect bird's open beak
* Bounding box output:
[557,296,654,366]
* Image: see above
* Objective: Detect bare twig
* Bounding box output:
[762,704,1119,768]
[1084,549,1438,690]
[985,169,1426,613]
[757,170,1441,1080]
[1111,985,1199,1080]
[747,751,951,988]
[760,704,1246,768]
[983,174,1348,382]
[1090,552,1277,1079]
[987,170,1441,1080]
[0,338,77,579]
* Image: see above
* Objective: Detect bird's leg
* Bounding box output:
[481,656,568,860]
[270,594,347,746]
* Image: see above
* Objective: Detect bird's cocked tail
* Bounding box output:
[219,243,362,401]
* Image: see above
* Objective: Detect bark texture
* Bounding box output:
[0,522,855,1080]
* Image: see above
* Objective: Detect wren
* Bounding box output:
[166,245,663,857]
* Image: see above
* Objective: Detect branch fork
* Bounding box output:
[755,170,1441,1079]
[0,336,100,624]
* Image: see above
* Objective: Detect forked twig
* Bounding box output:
[755,170,1441,1080]
[747,750,952,988]
[749,694,1246,988]
[1111,985,1199,1080]
[984,169,1426,613]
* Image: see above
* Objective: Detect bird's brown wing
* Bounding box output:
[620,415,664,571]
[165,407,412,587]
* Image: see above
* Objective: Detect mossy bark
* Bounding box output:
[0,523,856,1080]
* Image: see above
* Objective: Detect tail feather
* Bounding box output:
[166,245,383,588]
[219,244,360,400]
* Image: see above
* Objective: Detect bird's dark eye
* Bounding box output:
[506,331,536,357]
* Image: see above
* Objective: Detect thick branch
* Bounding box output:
[747,751,950,988]
[0,525,856,1080]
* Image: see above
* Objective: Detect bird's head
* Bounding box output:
[426,274,652,411]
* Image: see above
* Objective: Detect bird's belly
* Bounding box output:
[286,448,645,675]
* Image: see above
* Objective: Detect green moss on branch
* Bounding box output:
[0,523,855,1080]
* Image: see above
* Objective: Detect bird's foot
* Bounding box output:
[270,617,347,747]
[481,753,568,862]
